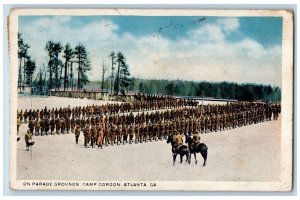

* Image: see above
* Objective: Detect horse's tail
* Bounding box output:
[200,147,207,166]
[199,143,208,166]
[200,149,207,160]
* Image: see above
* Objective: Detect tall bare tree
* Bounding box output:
[109,51,116,94]
[101,62,108,92]
[53,42,63,90]
[45,41,55,90]
[18,33,30,88]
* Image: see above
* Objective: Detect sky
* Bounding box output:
[19,15,282,87]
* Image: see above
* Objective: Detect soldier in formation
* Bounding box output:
[18,100,281,149]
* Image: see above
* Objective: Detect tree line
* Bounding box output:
[18,32,94,94]
[18,32,280,102]
[44,41,91,91]
[125,78,281,102]
[108,51,131,95]
[18,32,131,95]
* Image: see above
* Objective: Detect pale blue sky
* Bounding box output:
[19,16,282,87]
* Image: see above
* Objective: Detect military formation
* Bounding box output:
[17,95,281,149]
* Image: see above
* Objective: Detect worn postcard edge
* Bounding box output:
[8,8,294,191]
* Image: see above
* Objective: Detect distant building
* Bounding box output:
[49,88,109,100]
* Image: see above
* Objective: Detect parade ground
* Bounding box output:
[16,96,281,182]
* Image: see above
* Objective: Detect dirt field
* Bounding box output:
[16,96,281,181]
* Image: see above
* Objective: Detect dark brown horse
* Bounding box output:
[185,134,208,166]
[166,135,191,166]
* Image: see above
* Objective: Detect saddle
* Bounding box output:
[175,144,183,152]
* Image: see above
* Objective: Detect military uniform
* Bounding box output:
[192,132,201,149]
[28,118,35,133]
[74,125,81,144]
[25,129,34,151]
[97,126,104,148]
[83,126,91,148]
[17,117,21,134]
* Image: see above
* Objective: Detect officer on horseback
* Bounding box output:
[172,131,183,154]
[192,130,201,150]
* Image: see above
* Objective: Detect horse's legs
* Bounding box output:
[180,155,183,163]
[173,154,177,166]
[200,150,208,166]
[186,152,191,164]
[194,152,197,164]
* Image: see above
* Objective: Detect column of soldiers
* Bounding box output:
[17,96,195,124]
[17,101,281,149]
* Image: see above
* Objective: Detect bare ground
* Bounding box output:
[16,96,281,182]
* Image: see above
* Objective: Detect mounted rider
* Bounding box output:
[192,130,201,149]
[173,131,183,154]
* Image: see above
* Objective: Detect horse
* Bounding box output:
[166,135,191,166]
[185,134,208,166]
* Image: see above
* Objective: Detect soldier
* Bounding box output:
[90,124,97,148]
[174,131,183,153]
[83,125,91,148]
[223,112,228,130]
[122,124,128,145]
[24,109,28,122]
[129,123,135,144]
[105,123,111,146]
[152,123,158,141]
[192,130,201,150]
[60,116,66,134]
[143,123,148,142]
[17,117,21,135]
[139,124,144,143]
[28,117,35,133]
[40,118,45,136]
[80,117,86,131]
[71,117,76,133]
[161,121,167,140]
[116,124,122,145]
[55,117,60,134]
[65,116,71,133]
[19,110,24,123]
[25,129,34,151]
[97,125,104,149]
[134,124,140,144]
[148,122,152,142]
[157,121,162,140]
[74,124,81,144]
[49,116,55,135]
[34,118,40,136]
[200,115,205,133]
[111,124,116,146]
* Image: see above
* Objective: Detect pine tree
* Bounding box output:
[101,62,107,92]
[25,57,36,86]
[120,64,131,95]
[109,51,116,94]
[74,44,91,89]
[114,52,125,95]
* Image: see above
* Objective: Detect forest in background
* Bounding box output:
[18,32,281,102]
[89,78,281,102]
